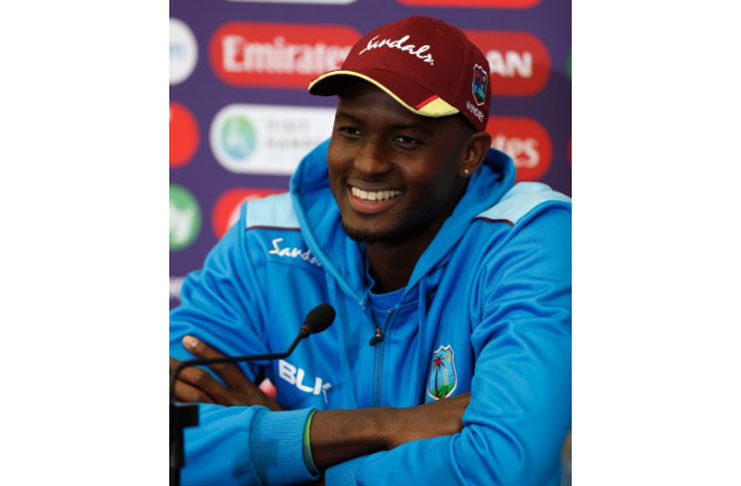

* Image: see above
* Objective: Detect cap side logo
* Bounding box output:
[358,34,434,65]
[472,64,488,106]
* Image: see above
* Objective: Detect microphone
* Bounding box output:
[171,304,336,392]
[170,304,335,486]
[298,303,336,338]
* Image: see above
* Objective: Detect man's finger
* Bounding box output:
[177,364,239,406]
[174,379,216,404]
[169,357,185,380]
[182,335,255,391]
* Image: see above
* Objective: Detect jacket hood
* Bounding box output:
[290,139,516,303]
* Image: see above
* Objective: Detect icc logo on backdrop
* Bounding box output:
[209,104,336,175]
[170,18,198,85]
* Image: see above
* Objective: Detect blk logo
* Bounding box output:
[278,359,332,404]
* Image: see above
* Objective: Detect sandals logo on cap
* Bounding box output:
[357,34,435,65]
[472,64,488,106]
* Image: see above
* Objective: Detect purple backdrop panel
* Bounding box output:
[169,0,571,307]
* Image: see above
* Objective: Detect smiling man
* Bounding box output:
[324,78,492,293]
[170,16,571,486]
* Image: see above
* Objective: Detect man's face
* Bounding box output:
[327,80,472,243]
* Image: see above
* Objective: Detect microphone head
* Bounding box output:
[304,304,336,334]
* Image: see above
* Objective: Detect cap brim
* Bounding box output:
[308,69,459,118]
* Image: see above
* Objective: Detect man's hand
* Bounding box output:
[169,336,283,411]
[381,392,470,449]
[309,392,470,470]
[170,335,469,470]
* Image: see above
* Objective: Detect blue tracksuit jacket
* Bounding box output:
[170,139,572,485]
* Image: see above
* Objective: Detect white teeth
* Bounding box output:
[351,186,402,202]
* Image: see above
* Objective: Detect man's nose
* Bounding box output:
[353,140,392,176]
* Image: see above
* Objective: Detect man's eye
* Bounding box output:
[338,126,361,138]
[395,135,421,147]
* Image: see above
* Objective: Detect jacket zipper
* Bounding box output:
[373,308,395,406]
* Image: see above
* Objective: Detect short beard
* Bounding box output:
[341,218,429,244]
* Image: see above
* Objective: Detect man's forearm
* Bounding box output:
[309,407,391,470]
[309,393,470,470]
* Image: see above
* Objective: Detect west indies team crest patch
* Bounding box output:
[427,345,457,400]
[472,64,488,106]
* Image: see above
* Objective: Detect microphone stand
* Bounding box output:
[169,328,311,486]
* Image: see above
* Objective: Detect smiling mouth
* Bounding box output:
[347,185,403,214]
[350,186,403,202]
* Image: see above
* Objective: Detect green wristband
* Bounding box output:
[302,409,319,475]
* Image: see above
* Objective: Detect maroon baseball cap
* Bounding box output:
[308,16,491,132]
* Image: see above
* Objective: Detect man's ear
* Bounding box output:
[458,131,492,178]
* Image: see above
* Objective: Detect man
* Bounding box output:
[170,16,571,486]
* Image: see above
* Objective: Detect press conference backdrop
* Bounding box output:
[169,0,572,305]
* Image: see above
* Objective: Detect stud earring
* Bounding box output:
[464,169,470,176]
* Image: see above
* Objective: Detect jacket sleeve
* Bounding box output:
[170,208,319,486]
[324,206,572,486]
